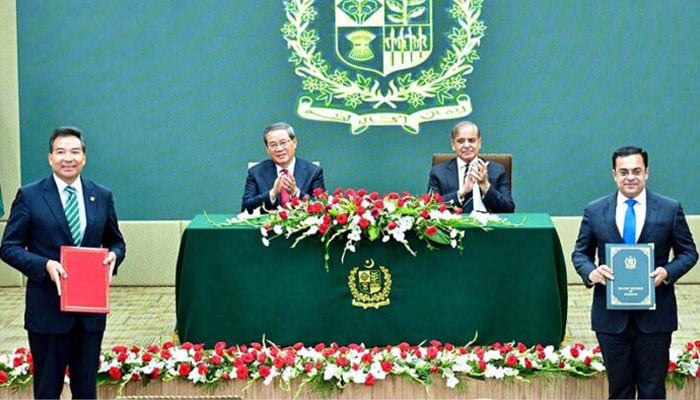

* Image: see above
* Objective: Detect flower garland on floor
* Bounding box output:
[1,340,699,395]
[211,188,514,270]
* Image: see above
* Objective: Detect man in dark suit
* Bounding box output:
[1,127,126,399]
[572,145,697,399]
[428,121,514,213]
[242,122,325,213]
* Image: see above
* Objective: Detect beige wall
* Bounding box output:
[0,0,21,217]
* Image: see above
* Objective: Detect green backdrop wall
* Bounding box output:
[16,1,699,220]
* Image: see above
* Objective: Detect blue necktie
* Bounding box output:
[623,199,637,244]
[65,186,82,246]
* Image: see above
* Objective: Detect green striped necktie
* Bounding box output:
[64,186,82,246]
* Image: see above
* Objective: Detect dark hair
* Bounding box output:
[263,122,296,145]
[612,146,648,169]
[49,126,86,153]
[450,120,480,140]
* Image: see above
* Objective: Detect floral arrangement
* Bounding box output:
[2,340,700,396]
[215,188,512,270]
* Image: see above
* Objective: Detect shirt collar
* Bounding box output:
[617,188,646,206]
[53,174,83,195]
[276,158,296,175]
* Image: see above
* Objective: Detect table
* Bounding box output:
[175,213,568,347]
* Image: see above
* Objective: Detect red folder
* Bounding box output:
[60,246,110,314]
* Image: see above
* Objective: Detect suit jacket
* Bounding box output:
[0,176,126,334]
[241,158,325,213]
[427,158,515,213]
[572,191,697,334]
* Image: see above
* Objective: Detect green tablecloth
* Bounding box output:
[175,213,568,347]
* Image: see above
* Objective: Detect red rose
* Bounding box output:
[506,354,517,367]
[117,353,127,363]
[214,341,228,354]
[517,342,527,353]
[524,358,533,369]
[315,361,323,370]
[336,213,348,225]
[147,344,160,353]
[181,342,194,351]
[130,345,141,353]
[141,353,153,363]
[421,194,431,203]
[424,226,438,236]
[108,367,122,380]
[361,353,372,364]
[381,361,393,373]
[0,371,8,384]
[279,210,288,220]
[162,341,175,350]
[420,210,430,219]
[193,351,203,362]
[313,187,325,197]
[259,365,271,378]
[112,345,128,354]
[454,207,463,215]
[273,356,285,369]
[364,373,375,386]
[570,347,580,358]
[12,356,23,368]
[433,193,443,202]
[687,342,695,351]
[335,356,349,367]
[304,363,313,372]
[427,346,438,360]
[130,373,140,382]
[439,203,447,212]
[209,355,222,365]
[151,368,161,379]
[256,352,267,363]
[319,223,329,234]
[222,372,230,381]
[357,189,367,197]
[584,356,592,366]
[236,365,249,380]
[358,218,370,230]
[398,342,410,351]
[178,363,192,377]
[161,349,172,360]
[197,364,208,375]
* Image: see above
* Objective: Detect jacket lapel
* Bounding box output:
[603,194,622,242]
[41,177,73,242]
[638,191,657,243]
[81,178,97,243]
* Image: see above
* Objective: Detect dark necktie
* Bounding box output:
[64,186,82,246]
[280,168,290,207]
[623,199,637,244]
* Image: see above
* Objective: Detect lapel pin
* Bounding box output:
[90,196,95,202]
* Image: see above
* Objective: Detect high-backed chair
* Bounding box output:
[431,153,513,189]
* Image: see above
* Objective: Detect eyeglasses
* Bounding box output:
[267,139,292,150]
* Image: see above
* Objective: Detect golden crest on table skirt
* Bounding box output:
[348,258,391,309]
